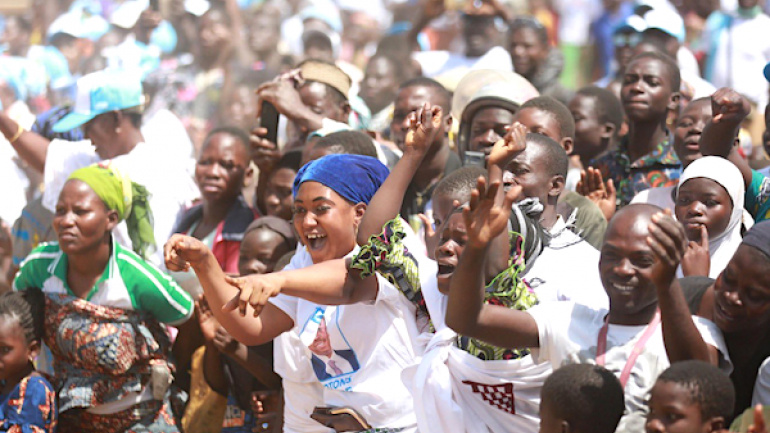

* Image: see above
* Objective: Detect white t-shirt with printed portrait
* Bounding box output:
[270,223,434,432]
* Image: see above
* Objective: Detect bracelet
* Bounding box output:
[7,123,24,143]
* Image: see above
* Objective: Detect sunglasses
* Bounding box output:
[613,32,642,47]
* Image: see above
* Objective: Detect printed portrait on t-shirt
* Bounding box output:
[301,307,360,382]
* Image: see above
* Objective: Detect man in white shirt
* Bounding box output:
[0,69,197,266]
[446,203,731,433]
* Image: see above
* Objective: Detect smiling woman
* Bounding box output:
[13,163,194,433]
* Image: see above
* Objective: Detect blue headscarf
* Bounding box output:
[293,154,389,205]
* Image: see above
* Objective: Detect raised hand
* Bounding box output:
[577,167,617,221]
[488,122,527,169]
[417,213,438,259]
[249,126,281,173]
[196,296,220,343]
[212,326,240,354]
[680,225,710,277]
[222,272,286,317]
[164,234,211,272]
[422,0,446,21]
[255,72,305,118]
[711,87,751,125]
[404,103,443,156]
[748,404,768,433]
[646,211,688,289]
[462,176,523,249]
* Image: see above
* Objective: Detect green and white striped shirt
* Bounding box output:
[14,238,194,325]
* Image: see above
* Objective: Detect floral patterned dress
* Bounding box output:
[45,294,180,433]
[0,373,57,433]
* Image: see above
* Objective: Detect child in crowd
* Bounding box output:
[172,127,257,407]
[200,216,297,433]
[262,151,302,221]
[646,360,735,433]
[514,95,609,251]
[176,126,256,277]
[591,51,683,207]
[0,288,56,433]
[632,97,713,211]
[674,156,744,278]
[568,86,624,170]
[539,364,624,433]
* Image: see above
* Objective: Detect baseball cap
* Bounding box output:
[52,69,144,133]
[643,9,685,43]
[614,14,647,34]
[47,10,109,42]
[300,5,343,33]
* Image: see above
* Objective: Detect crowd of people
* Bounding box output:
[1,0,770,432]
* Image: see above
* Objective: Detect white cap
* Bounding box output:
[643,8,686,43]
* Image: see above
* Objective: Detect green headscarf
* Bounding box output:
[68,163,156,259]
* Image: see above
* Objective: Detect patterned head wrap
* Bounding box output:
[67,163,155,259]
[293,154,389,205]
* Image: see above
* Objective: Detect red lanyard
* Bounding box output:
[596,309,661,389]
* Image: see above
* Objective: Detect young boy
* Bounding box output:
[389,78,461,229]
[568,86,624,169]
[540,364,624,433]
[446,191,730,432]
[646,360,734,433]
[591,51,682,207]
[501,98,607,305]
[514,95,609,250]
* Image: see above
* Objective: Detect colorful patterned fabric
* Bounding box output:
[456,230,538,361]
[43,293,172,413]
[746,170,770,223]
[591,135,682,207]
[0,374,57,433]
[57,394,178,433]
[351,218,428,320]
[351,218,540,361]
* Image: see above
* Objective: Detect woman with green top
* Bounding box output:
[13,163,194,433]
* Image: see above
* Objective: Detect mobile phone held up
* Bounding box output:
[463,150,486,168]
[260,101,280,145]
[149,0,159,11]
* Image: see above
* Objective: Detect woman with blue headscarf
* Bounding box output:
[166,154,432,432]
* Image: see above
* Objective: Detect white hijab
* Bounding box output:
[676,156,745,278]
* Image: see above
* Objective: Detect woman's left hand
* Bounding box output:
[222,273,286,317]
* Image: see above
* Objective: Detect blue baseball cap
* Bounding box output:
[52,69,144,133]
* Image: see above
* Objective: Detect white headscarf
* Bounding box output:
[676,156,745,278]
